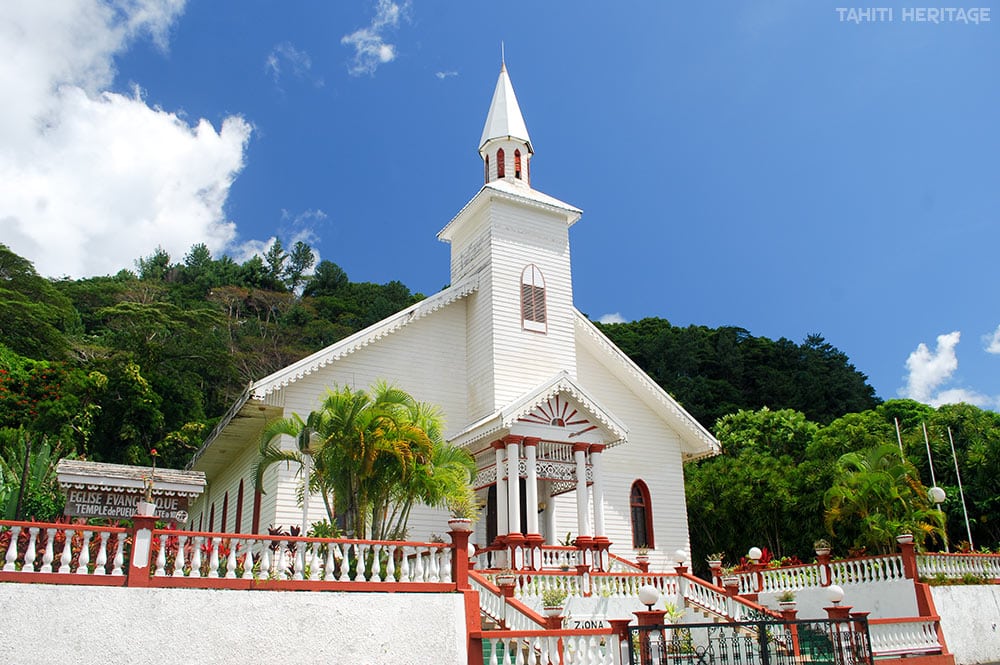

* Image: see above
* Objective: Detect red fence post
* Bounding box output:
[125,516,157,587]
[450,527,471,590]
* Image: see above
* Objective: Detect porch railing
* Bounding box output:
[1,519,457,592]
[916,552,1000,580]
[477,629,622,665]
[868,617,944,656]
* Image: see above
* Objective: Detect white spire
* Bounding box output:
[479,63,533,155]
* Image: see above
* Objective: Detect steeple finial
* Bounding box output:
[501,41,505,70]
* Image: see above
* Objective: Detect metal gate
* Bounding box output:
[627,618,873,665]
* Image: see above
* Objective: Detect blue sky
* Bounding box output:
[2,1,998,410]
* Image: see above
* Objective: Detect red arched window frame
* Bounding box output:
[252,489,263,534]
[208,504,215,532]
[520,264,546,333]
[514,149,522,179]
[630,480,654,548]
[496,148,505,179]
[220,492,229,533]
[234,479,245,534]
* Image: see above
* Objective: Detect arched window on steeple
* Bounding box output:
[485,155,489,183]
[514,149,522,179]
[520,264,546,333]
[630,480,654,548]
[497,148,505,179]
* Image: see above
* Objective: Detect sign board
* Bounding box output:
[64,489,190,523]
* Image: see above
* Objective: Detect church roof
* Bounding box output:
[479,63,533,154]
[437,179,582,243]
[573,311,721,461]
[249,273,480,398]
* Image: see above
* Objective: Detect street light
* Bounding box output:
[748,547,762,563]
[638,585,660,611]
[827,584,845,606]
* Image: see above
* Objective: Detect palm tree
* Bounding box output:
[254,382,475,540]
[824,443,945,553]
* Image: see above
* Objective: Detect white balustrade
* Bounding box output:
[917,552,1000,580]
[0,524,126,576]
[830,555,904,585]
[870,619,942,655]
[482,633,618,665]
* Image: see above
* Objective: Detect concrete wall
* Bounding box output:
[931,585,1000,665]
[0,585,467,665]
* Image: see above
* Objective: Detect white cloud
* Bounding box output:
[598,312,627,324]
[900,331,1000,408]
[341,0,410,76]
[985,325,1000,354]
[265,42,322,88]
[435,71,458,80]
[902,331,961,403]
[0,0,251,279]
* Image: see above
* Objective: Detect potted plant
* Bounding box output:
[813,539,831,557]
[896,533,914,545]
[777,589,796,610]
[706,552,725,570]
[720,566,740,589]
[636,546,650,564]
[541,586,568,617]
[446,485,481,531]
[495,568,517,588]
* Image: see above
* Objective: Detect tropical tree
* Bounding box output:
[254,382,475,540]
[824,444,945,553]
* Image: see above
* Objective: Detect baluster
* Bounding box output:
[155,534,168,576]
[323,542,335,581]
[414,546,425,582]
[336,543,350,582]
[75,530,93,575]
[58,529,74,574]
[23,527,39,572]
[190,536,204,578]
[94,531,110,575]
[486,637,500,665]
[293,541,304,580]
[41,528,55,573]
[383,544,396,582]
[309,544,321,581]
[208,537,220,578]
[240,541,255,579]
[226,539,239,578]
[277,540,288,579]
[370,544,383,582]
[111,532,125,576]
[3,526,21,572]
[259,543,271,579]
[397,545,411,582]
[428,546,440,582]
[440,547,452,584]
[173,535,187,577]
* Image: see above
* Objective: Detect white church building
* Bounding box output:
[186,63,721,572]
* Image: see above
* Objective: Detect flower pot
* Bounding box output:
[543,606,563,617]
[779,601,797,611]
[708,560,723,570]
[896,534,914,545]
[815,548,831,557]
[136,500,157,517]
[448,517,473,532]
[496,574,516,587]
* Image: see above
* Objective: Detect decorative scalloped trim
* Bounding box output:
[573,311,720,459]
[250,274,480,398]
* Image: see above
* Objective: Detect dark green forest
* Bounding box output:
[2,241,998,564]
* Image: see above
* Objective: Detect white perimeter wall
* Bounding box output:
[931,585,1000,665]
[0,585,467,665]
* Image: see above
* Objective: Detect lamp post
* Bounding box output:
[748,546,763,594]
[929,485,948,552]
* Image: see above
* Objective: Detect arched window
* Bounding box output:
[208,504,215,532]
[630,480,654,548]
[485,155,489,183]
[234,479,245,534]
[497,148,505,179]
[520,264,546,333]
[514,149,522,179]
[221,492,229,533]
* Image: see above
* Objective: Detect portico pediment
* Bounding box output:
[450,371,627,451]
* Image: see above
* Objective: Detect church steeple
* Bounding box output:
[479,62,533,186]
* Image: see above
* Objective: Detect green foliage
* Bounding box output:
[255,382,475,540]
[596,319,879,428]
[0,429,66,520]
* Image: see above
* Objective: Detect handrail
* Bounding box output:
[869,616,944,656]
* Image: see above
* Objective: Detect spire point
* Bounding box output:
[501,41,506,70]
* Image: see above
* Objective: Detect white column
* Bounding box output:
[590,446,606,539]
[573,444,591,539]
[524,439,540,536]
[494,443,508,539]
[506,437,521,535]
[543,492,557,545]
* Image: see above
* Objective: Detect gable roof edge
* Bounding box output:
[573,310,721,460]
[251,273,479,398]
